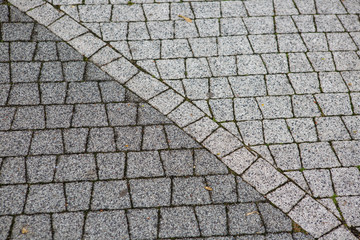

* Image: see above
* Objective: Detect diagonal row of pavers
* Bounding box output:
[3,0,360,239]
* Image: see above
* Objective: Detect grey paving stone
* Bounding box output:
[304,169,334,197]
[114,126,142,151]
[33,24,61,41]
[299,142,340,169]
[333,51,360,71]
[161,39,192,59]
[0,4,8,22]
[278,34,307,52]
[55,154,97,181]
[289,196,340,238]
[302,33,328,51]
[327,33,357,51]
[0,216,12,240]
[315,93,352,115]
[49,15,88,41]
[0,184,27,215]
[53,212,84,240]
[40,62,64,82]
[228,203,265,235]
[130,40,161,60]
[0,45,9,64]
[262,53,289,73]
[186,58,211,78]
[142,125,168,150]
[192,2,220,18]
[210,99,234,121]
[89,46,120,67]
[195,19,220,37]
[10,42,36,61]
[170,2,193,20]
[69,33,106,57]
[92,180,131,210]
[8,83,40,105]
[206,175,237,203]
[84,211,129,240]
[45,105,73,128]
[0,107,15,131]
[237,120,264,145]
[316,117,351,141]
[112,4,144,21]
[30,129,63,155]
[0,84,10,105]
[26,155,56,183]
[127,209,158,239]
[11,214,52,240]
[130,178,171,207]
[292,95,321,117]
[236,177,264,202]
[263,119,293,144]
[159,207,200,238]
[337,196,360,227]
[257,96,293,119]
[315,15,344,32]
[157,59,185,79]
[194,149,228,175]
[351,92,360,114]
[127,151,164,178]
[0,131,32,157]
[307,52,335,71]
[25,183,65,213]
[339,15,360,31]
[161,150,193,176]
[67,82,101,104]
[248,35,277,54]
[106,103,137,126]
[12,106,45,130]
[96,152,125,180]
[65,181,92,211]
[138,103,172,125]
[57,42,83,61]
[0,63,10,84]
[218,36,252,55]
[195,205,227,236]
[269,144,301,170]
[286,118,318,142]
[244,0,273,16]
[34,42,58,61]
[172,176,211,205]
[0,157,25,184]
[331,167,360,196]
[63,128,88,153]
[87,127,116,152]
[99,81,125,102]
[2,23,34,41]
[258,202,292,232]
[182,78,208,100]
[332,140,360,166]
[234,98,262,121]
[220,18,247,36]
[266,74,293,95]
[147,21,174,39]
[319,72,348,93]
[275,16,298,33]
[101,23,127,41]
[274,0,298,14]
[289,53,313,72]
[203,127,242,157]
[63,62,86,82]
[128,22,150,40]
[341,71,360,91]
[292,15,316,33]
[72,104,108,127]
[208,56,237,77]
[229,75,266,97]
[244,17,274,34]
[79,5,111,22]
[11,62,41,83]
[319,226,358,240]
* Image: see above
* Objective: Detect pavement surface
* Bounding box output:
[1,0,360,239]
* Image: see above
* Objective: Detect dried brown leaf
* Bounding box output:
[178,15,192,23]
[246,211,259,216]
[204,186,213,191]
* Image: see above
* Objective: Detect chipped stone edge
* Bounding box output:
[8,0,353,238]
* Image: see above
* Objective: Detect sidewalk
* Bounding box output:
[1,0,360,239]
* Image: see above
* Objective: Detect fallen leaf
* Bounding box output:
[21,228,28,234]
[178,15,192,23]
[204,186,213,191]
[246,211,259,216]
[125,144,129,147]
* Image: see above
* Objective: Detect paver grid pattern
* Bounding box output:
[0,3,317,239]
[2,0,360,238]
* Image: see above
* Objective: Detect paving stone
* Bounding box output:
[339,15,360,32]
[65,181,92,211]
[195,205,227,236]
[11,62,41,82]
[87,127,116,152]
[96,152,125,180]
[142,125,168,150]
[33,24,61,41]
[0,157,25,184]
[0,131,32,157]
[84,211,129,239]
[209,99,234,121]
[244,17,274,34]
[218,36,252,55]
[315,93,352,115]
[292,95,321,117]
[288,72,319,94]
[258,202,292,232]
[2,23,34,41]
[159,207,200,238]
[10,42,36,61]
[92,180,131,210]
[0,107,15,130]
[237,177,265,202]
[0,64,10,84]
[0,84,10,105]
[26,155,56,183]
[303,169,334,198]
[257,96,293,118]
[229,76,266,97]
[115,126,142,151]
[269,144,301,170]
[286,118,318,142]
[53,212,84,240]
[0,184,26,215]
[292,15,316,33]
[194,149,228,175]
[319,72,348,93]
[63,128,88,153]
[99,81,125,103]
[8,83,40,105]
[0,216,12,240]
[208,56,237,77]
[319,226,358,240]
[127,151,164,178]
[278,34,307,52]
[289,53,313,72]
[262,53,288,73]
[67,82,101,103]
[57,42,83,61]
[25,183,65,213]
[302,33,328,51]
[55,154,97,181]
[327,33,357,51]
[172,176,211,205]
[45,105,73,128]
[333,51,360,71]
[289,196,340,238]
[11,214,52,240]
[40,62,64,82]
[307,52,335,71]
[206,175,237,203]
[220,17,247,36]
[263,119,293,144]
[49,15,88,41]
[203,127,242,157]
[63,61,86,82]
[72,104,108,127]
[266,74,293,95]
[12,106,45,130]
[299,142,340,169]
[147,21,174,39]
[228,203,265,235]
[79,5,111,22]
[316,117,351,141]
[195,19,219,37]
[161,150,193,176]
[234,98,262,121]
[315,15,344,32]
[35,42,58,61]
[275,16,298,33]
[30,129,63,155]
[332,140,360,166]
[337,196,360,227]
[127,209,158,239]
[331,167,360,196]
[156,59,185,79]
[69,33,106,57]
[237,120,264,145]
[130,178,171,207]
